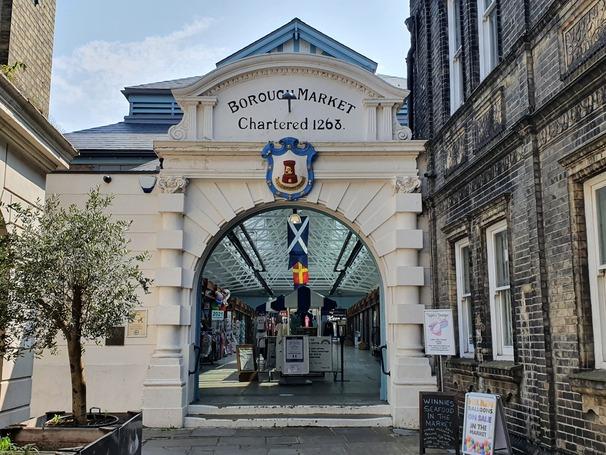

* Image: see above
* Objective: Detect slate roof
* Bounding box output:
[122,76,202,94]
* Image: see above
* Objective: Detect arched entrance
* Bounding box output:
[141,52,436,428]
[189,204,387,407]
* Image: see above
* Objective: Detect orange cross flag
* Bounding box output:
[292,262,309,285]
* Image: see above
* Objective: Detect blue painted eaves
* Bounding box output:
[216,18,378,73]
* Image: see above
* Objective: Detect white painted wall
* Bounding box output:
[30,174,159,418]
[0,141,46,428]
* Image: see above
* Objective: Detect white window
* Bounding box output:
[584,173,606,369]
[447,0,464,113]
[455,239,474,357]
[477,0,499,80]
[486,221,513,360]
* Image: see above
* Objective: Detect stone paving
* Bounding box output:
[142,427,425,455]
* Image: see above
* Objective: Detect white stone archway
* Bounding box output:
[142,141,436,428]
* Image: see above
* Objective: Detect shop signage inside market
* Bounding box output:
[211,310,225,321]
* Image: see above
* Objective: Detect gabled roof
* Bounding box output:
[215,17,378,73]
[122,75,203,96]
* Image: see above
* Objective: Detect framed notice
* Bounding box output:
[283,335,309,375]
[419,392,459,454]
[424,309,456,355]
[462,393,512,455]
[309,336,333,372]
[126,309,147,338]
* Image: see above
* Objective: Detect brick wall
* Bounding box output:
[0,0,56,116]
[410,0,606,453]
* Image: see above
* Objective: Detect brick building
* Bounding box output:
[0,0,56,116]
[408,0,606,453]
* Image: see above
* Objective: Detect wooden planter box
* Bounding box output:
[3,412,141,454]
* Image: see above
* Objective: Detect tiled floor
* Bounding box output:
[196,344,383,406]
[142,427,421,455]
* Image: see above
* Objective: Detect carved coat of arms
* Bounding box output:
[261,137,317,200]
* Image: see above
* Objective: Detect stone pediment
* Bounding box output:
[168,54,411,142]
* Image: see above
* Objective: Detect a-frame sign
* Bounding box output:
[462,392,513,455]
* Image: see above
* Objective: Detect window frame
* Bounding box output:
[584,173,606,369]
[477,0,499,81]
[455,238,474,357]
[486,220,514,361]
[447,0,464,113]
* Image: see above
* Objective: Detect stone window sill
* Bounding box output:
[570,370,606,397]
[477,360,523,385]
[446,357,477,376]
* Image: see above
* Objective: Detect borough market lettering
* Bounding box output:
[228,88,357,132]
[227,88,357,114]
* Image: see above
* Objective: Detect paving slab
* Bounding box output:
[142,427,434,455]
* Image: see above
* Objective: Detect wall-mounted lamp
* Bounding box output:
[103,175,112,184]
[288,209,302,224]
[139,175,157,194]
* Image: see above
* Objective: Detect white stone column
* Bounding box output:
[363,100,379,141]
[199,97,217,140]
[142,176,189,427]
[385,176,436,428]
[379,103,394,140]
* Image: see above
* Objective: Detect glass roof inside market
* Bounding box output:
[202,208,380,297]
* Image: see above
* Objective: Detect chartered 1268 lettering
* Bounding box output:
[238,117,343,131]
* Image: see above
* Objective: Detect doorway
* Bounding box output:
[190,206,387,407]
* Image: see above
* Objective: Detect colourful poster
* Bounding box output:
[424,309,456,355]
[462,393,497,455]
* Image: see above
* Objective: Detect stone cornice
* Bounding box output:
[171,53,408,101]
[155,140,424,181]
[154,140,426,158]
[0,74,77,171]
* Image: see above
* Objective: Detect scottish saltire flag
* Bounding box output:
[287,216,309,268]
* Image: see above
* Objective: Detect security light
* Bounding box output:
[139,175,157,194]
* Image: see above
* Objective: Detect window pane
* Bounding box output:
[454,0,462,49]
[497,289,513,348]
[495,230,509,286]
[484,0,492,8]
[464,296,474,350]
[462,245,471,294]
[596,186,606,265]
[489,10,498,69]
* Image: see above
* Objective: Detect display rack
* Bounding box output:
[346,288,380,354]
[199,278,255,364]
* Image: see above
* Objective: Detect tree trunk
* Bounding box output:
[66,333,87,425]
[67,287,86,425]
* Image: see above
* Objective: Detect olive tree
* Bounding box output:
[0,189,151,425]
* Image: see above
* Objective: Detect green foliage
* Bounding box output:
[0,436,38,453]
[0,62,26,81]
[0,188,152,359]
[47,414,61,426]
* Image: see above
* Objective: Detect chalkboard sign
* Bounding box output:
[419,391,460,454]
[236,345,257,382]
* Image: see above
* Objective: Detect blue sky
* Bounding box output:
[50,1,410,133]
